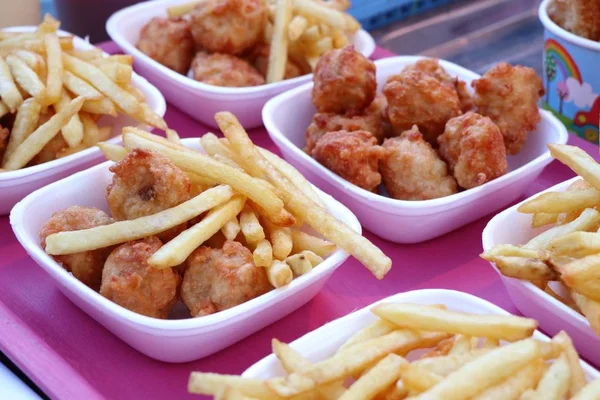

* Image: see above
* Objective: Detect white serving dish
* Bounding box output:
[262,56,569,243]
[105,0,375,129]
[9,138,359,363]
[243,289,600,380]
[0,27,166,215]
[482,176,600,366]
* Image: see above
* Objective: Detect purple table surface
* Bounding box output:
[0,44,597,400]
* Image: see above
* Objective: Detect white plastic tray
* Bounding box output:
[9,138,360,363]
[0,27,166,215]
[262,56,569,243]
[482,177,600,366]
[243,289,600,381]
[105,0,375,129]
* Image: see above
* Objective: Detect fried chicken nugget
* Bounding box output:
[549,0,600,41]
[312,45,377,115]
[136,17,195,74]
[181,241,271,317]
[472,63,544,155]
[106,149,191,242]
[403,59,473,113]
[383,70,461,145]
[438,112,508,189]
[312,130,384,192]
[100,237,180,319]
[189,0,267,55]
[40,206,113,290]
[380,125,457,200]
[191,52,265,87]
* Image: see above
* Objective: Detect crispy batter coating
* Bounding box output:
[189,0,267,55]
[380,126,457,200]
[472,63,544,155]
[191,51,265,87]
[100,237,180,319]
[312,45,376,115]
[383,70,461,145]
[136,17,195,74]
[40,206,113,289]
[181,240,271,317]
[403,59,473,113]
[438,112,508,189]
[549,0,600,40]
[312,130,384,192]
[28,132,67,166]
[248,44,303,80]
[0,125,9,164]
[106,148,191,242]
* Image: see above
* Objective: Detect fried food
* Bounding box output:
[29,129,68,165]
[0,124,9,164]
[100,236,180,319]
[191,52,265,87]
[106,148,191,242]
[548,0,600,41]
[247,44,302,80]
[438,112,508,189]
[403,58,473,113]
[189,0,267,55]
[40,206,113,289]
[312,45,376,115]
[380,125,457,200]
[136,17,195,74]
[383,70,461,145]
[312,130,384,192]
[181,240,271,317]
[472,63,544,155]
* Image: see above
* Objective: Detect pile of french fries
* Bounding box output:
[483,144,600,336]
[44,112,391,295]
[167,0,360,83]
[188,302,600,399]
[0,15,165,171]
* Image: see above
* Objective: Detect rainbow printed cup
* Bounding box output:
[539,0,600,144]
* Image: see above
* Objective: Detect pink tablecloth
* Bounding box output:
[0,45,594,400]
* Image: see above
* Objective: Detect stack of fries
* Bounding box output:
[188,302,600,399]
[483,144,600,336]
[167,0,360,83]
[0,15,165,171]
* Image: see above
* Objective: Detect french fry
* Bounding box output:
[412,349,491,376]
[56,89,84,147]
[2,98,41,165]
[213,153,242,169]
[570,290,600,334]
[98,62,132,84]
[44,33,62,105]
[122,83,145,102]
[6,54,46,102]
[37,14,60,35]
[572,378,600,399]
[3,96,84,170]
[340,354,406,400]
[135,102,168,130]
[81,97,118,116]
[13,50,46,77]
[0,100,8,118]
[285,252,312,276]
[89,54,133,66]
[525,352,570,400]
[167,0,204,18]
[166,128,181,144]
[401,365,443,394]
[67,48,103,61]
[288,15,308,41]
[221,217,241,241]
[266,260,293,288]
[525,208,600,249]
[331,28,349,48]
[188,373,282,399]
[300,25,320,42]
[290,229,335,257]
[338,319,397,351]
[62,71,102,99]
[0,55,24,111]
[552,331,587,396]
[267,0,292,83]
[482,337,500,348]
[299,250,323,267]
[221,387,258,400]
[481,244,540,260]
[313,36,333,54]
[532,212,559,228]
[548,144,600,192]
[240,207,266,244]
[263,219,293,260]
[470,359,545,400]
[557,255,600,301]
[448,335,471,355]
[293,0,359,31]
[519,188,600,214]
[97,141,128,162]
[548,231,600,258]
[372,303,537,341]
[485,256,556,288]
[253,239,273,267]
[80,112,100,146]
[45,185,234,254]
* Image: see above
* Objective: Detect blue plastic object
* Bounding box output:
[349,0,455,31]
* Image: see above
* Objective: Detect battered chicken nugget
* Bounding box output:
[380,126,457,200]
[191,52,265,87]
[383,70,461,145]
[189,0,267,55]
[248,44,302,81]
[136,17,195,74]
[312,130,384,192]
[181,241,271,317]
[403,59,473,113]
[28,132,67,166]
[40,206,113,289]
[438,112,508,189]
[312,45,376,115]
[100,237,180,319]
[549,0,600,41]
[106,149,191,242]
[472,63,544,155]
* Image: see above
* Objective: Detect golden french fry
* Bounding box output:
[448,335,472,355]
[552,331,587,397]
[13,50,46,77]
[532,212,559,228]
[89,54,133,66]
[285,252,312,276]
[188,373,280,398]
[67,48,103,61]
[134,102,168,130]
[263,219,293,260]
[526,352,570,400]
[37,14,60,34]
[481,244,540,260]
[148,196,246,269]
[331,29,349,48]
[557,255,600,301]
[6,54,46,102]
[412,349,491,376]
[201,133,237,159]
[482,337,500,348]
[548,231,600,258]
[570,290,600,334]
[56,89,84,147]
[548,144,600,192]
[62,70,103,100]
[572,378,600,400]
[166,128,181,144]
[291,229,336,257]
[253,239,273,267]
[80,112,100,146]
[339,318,397,352]
[293,0,359,31]
[299,250,323,267]
[300,25,320,42]
[97,62,132,84]
[340,354,406,400]
[167,0,204,18]
[288,15,308,41]
[3,96,84,170]
[44,33,63,105]
[122,83,145,102]
[372,303,537,341]
[519,188,600,214]
[267,0,292,83]
[0,55,24,111]
[240,207,266,244]
[486,256,556,288]
[266,260,293,288]
[81,96,118,116]
[525,208,600,249]
[471,359,545,400]
[97,141,128,162]
[221,217,241,241]
[313,36,333,54]
[2,98,41,165]
[401,365,443,394]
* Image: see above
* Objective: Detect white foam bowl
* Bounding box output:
[105,0,375,129]
[482,177,600,366]
[243,289,600,380]
[0,27,166,216]
[9,138,359,363]
[262,56,569,243]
